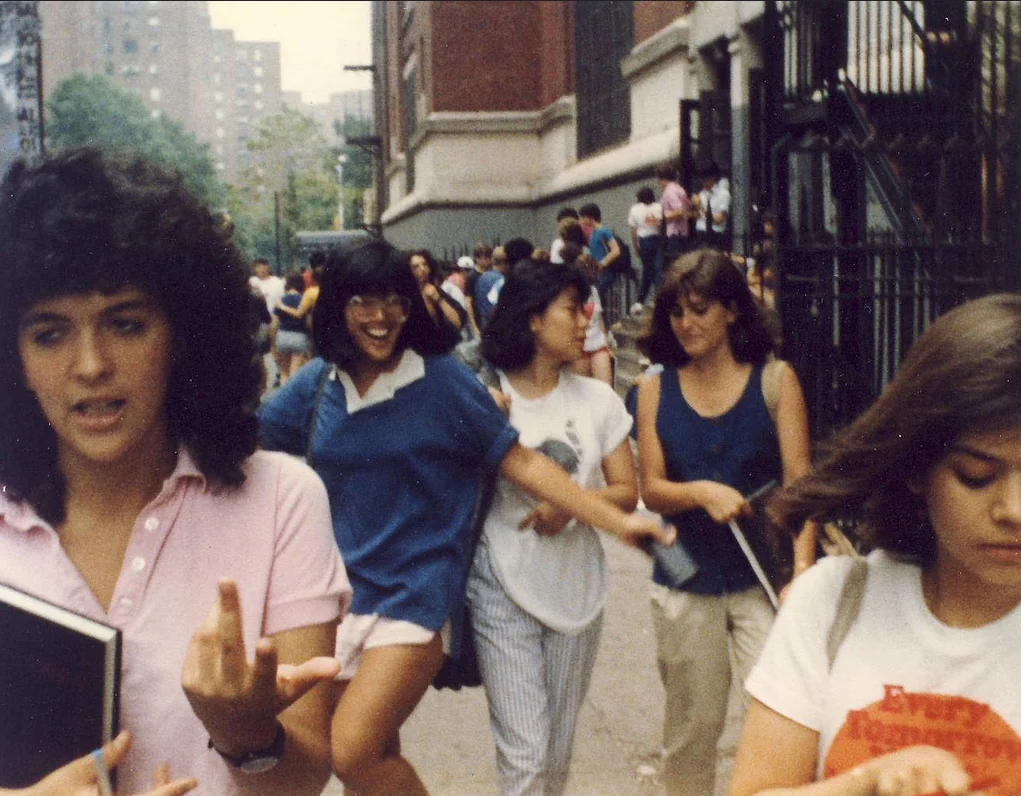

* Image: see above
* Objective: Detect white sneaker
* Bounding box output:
[629,302,644,316]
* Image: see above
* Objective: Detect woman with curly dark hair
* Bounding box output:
[258,240,674,796]
[0,148,350,796]
[634,248,815,796]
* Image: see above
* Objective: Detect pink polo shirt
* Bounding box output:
[0,450,351,795]
[661,180,691,238]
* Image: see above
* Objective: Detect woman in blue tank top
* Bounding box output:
[633,249,816,796]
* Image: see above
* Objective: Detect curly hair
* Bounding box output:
[481,259,591,371]
[0,148,260,523]
[409,248,443,286]
[769,293,1021,565]
[637,248,775,367]
[312,239,456,367]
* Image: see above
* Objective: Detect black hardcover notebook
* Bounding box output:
[0,583,121,788]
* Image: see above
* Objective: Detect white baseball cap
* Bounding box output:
[456,255,475,270]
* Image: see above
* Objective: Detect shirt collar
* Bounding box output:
[331,348,426,414]
[0,448,207,534]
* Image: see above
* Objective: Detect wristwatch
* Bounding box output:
[209,721,286,774]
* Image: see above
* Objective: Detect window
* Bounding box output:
[150,109,160,119]
[237,49,248,61]
[214,91,223,102]
[123,38,139,54]
[254,66,263,77]
[254,83,263,95]
[149,87,160,101]
[148,16,159,27]
[254,100,263,110]
[149,63,158,75]
[574,1,632,158]
[214,54,221,64]
[254,49,262,61]
[216,127,225,139]
[215,109,225,120]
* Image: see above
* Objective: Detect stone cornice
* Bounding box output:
[621,19,691,82]
[408,96,576,149]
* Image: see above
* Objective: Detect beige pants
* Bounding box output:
[650,584,774,796]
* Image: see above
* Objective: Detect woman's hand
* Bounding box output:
[697,481,751,524]
[2,731,197,796]
[181,580,340,757]
[855,745,972,796]
[519,502,573,536]
[617,514,676,550]
[421,283,441,306]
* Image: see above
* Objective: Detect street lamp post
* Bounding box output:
[335,153,348,230]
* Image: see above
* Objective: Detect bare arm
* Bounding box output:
[731,700,972,796]
[499,442,672,549]
[600,234,621,269]
[774,363,818,573]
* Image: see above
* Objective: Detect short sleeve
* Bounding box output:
[260,453,352,636]
[258,359,328,456]
[431,357,519,471]
[745,555,856,731]
[594,381,633,458]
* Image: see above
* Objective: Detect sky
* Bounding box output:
[206,1,372,106]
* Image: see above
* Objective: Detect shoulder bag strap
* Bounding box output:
[305,361,332,466]
[826,557,868,670]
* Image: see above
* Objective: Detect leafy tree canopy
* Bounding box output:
[46,74,225,210]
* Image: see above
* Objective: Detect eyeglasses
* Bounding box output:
[346,294,410,318]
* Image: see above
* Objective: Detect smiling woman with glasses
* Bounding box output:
[257,240,674,796]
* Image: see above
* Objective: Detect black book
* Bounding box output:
[0,583,121,788]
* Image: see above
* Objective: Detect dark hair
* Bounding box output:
[770,293,1021,565]
[637,248,775,367]
[312,239,456,367]
[410,248,442,285]
[503,237,535,270]
[309,250,327,268]
[560,219,587,248]
[0,147,260,523]
[654,162,678,181]
[284,272,306,292]
[253,257,271,268]
[556,206,579,222]
[474,241,493,259]
[636,186,656,204]
[482,260,591,371]
[578,203,601,222]
[697,160,722,180]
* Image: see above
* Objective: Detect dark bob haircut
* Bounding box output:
[0,147,260,523]
[312,239,456,367]
[481,259,591,371]
[770,293,1021,565]
[637,248,775,367]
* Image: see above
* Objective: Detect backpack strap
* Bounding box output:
[826,557,868,670]
[305,361,332,466]
[761,358,785,426]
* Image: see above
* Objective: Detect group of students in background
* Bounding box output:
[0,146,1017,796]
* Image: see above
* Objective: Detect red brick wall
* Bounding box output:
[633,0,692,46]
[430,1,544,112]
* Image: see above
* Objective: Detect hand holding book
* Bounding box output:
[181,579,341,757]
[0,731,196,796]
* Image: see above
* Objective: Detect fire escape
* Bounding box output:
[762,0,1020,436]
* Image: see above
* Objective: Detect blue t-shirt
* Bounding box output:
[474,270,505,329]
[274,291,307,333]
[654,364,782,594]
[588,226,615,263]
[257,354,519,645]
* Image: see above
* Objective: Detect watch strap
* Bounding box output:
[208,720,286,772]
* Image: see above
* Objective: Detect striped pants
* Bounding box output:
[468,540,603,796]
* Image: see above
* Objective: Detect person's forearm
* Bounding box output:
[736,765,878,796]
[641,477,711,517]
[501,445,632,538]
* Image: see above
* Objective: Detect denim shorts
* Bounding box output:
[275,329,311,356]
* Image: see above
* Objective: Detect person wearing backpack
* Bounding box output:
[731,293,1021,796]
[634,249,816,796]
[578,203,622,308]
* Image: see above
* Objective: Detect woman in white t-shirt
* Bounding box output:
[627,185,663,314]
[731,294,1021,796]
[469,259,647,796]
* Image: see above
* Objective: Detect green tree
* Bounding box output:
[234,105,339,269]
[46,74,225,210]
